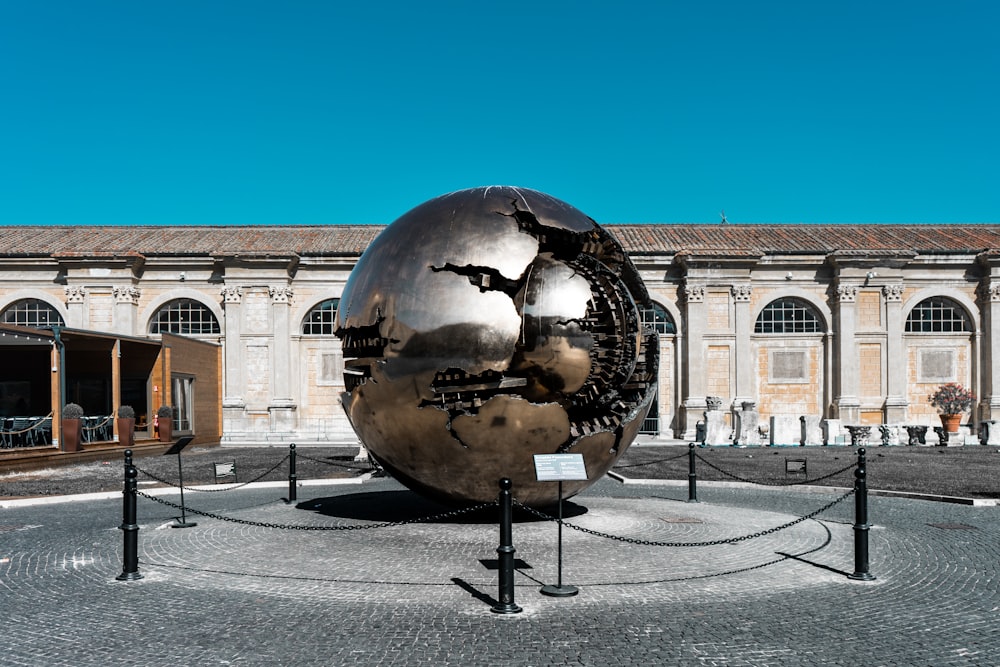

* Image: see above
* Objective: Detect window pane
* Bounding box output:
[639,301,675,334]
[302,298,339,335]
[150,299,219,335]
[755,299,822,334]
[2,299,64,328]
[905,298,970,333]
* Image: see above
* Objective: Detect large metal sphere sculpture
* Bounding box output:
[336,186,658,506]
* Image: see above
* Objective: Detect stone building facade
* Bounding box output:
[1,224,998,446]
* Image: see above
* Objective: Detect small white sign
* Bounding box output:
[533,453,588,482]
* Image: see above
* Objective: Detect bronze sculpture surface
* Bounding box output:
[336,186,658,506]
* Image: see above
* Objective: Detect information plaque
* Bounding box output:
[533,453,588,482]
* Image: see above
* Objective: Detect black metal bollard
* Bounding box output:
[491,478,522,614]
[287,443,297,503]
[687,443,699,503]
[116,450,142,581]
[848,447,876,581]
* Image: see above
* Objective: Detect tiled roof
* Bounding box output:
[0,224,997,258]
[610,224,1000,255]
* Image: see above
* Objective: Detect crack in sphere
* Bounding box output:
[335,186,659,506]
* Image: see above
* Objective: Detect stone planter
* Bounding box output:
[116,417,135,448]
[62,418,81,452]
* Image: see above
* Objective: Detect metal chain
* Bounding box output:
[612,450,690,469]
[136,490,497,530]
[693,452,857,487]
[295,451,373,471]
[135,454,290,492]
[514,488,854,547]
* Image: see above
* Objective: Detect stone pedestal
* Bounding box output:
[734,402,760,447]
[269,401,297,433]
[980,420,1000,445]
[704,411,730,446]
[800,415,823,446]
[769,415,800,446]
[822,419,843,445]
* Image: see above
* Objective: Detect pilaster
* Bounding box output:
[64,286,87,328]
[268,285,297,429]
[731,283,753,403]
[882,284,907,423]
[113,286,141,335]
[221,286,245,409]
[835,282,860,423]
[680,281,706,438]
[980,279,1000,420]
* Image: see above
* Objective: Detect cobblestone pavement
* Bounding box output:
[1,476,998,666]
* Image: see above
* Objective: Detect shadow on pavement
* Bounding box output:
[296,489,589,523]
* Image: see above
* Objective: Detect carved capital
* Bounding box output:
[65,286,87,304]
[881,284,903,302]
[836,284,857,302]
[269,286,293,303]
[731,284,752,302]
[113,286,141,305]
[682,282,704,303]
[221,286,243,304]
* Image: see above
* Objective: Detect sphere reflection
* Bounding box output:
[336,186,658,506]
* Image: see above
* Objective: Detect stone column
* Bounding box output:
[835,283,860,423]
[882,284,907,423]
[221,286,245,411]
[113,286,141,336]
[268,286,296,432]
[64,286,87,328]
[680,282,706,439]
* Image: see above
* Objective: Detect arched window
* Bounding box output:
[639,301,676,334]
[755,298,823,334]
[149,299,220,335]
[1,298,64,328]
[302,298,340,335]
[905,297,971,333]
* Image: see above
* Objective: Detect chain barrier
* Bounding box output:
[135,454,290,492]
[612,450,690,469]
[136,489,497,531]
[295,451,373,472]
[693,452,858,487]
[514,488,854,547]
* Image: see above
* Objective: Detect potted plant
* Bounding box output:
[62,402,85,452]
[156,405,174,443]
[117,405,136,448]
[928,382,974,433]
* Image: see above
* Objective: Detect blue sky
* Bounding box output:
[1,1,996,225]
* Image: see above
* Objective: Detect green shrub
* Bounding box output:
[62,403,85,419]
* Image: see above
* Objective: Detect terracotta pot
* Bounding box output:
[940,414,962,433]
[62,418,81,452]
[116,417,135,448]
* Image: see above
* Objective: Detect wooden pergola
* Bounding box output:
[0,324,220,454]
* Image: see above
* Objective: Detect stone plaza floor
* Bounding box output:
[1,473,998,666]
